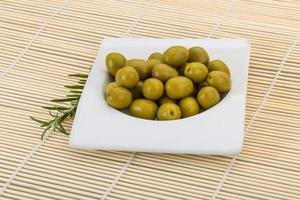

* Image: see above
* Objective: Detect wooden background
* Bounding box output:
[0,0,300,199]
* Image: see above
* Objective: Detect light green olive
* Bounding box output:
[105,82,118,94]
[188,46,209,65]
[152,63,178,82]
[197,86,220,109]
[207,59,230,76]
[165,76,193,99]
[105,52,126,76]
[126,59,151,80]
[184,62,208,83]
[142,78,164,100]
[157,103,181,120]
[179,97,200,118]
[106,86,132,109]
[207,71,231,92]
[148,52,164,62]
[129,99,158,120]
[115,66,139,89]
[163,46,189,68]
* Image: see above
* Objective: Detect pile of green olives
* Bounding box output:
[105,45,231,120]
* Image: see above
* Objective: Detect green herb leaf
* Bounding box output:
[68,73,88,78]
[51,97,79,102]
[64,85,84,89]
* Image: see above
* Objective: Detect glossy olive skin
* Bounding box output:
[179,97,200,118]
[142,78,164,100]
[157,103,181,120]
[163,46,189,68]
[184,62,208,83]
[197,86,220,109]
[188,47,209,65]
[115,66,139,89]
[207,71,231,92]
[129,99,158,120]
[105,82,118,94]
[106,52,126,76]
[207,59,230,76]
[106,86,132,109]
[152,63,178,82]
[148,52,164,62]
[126,59,151,80]
[165,76,193,99]
[158,95,177,105]
[131,81,144,99]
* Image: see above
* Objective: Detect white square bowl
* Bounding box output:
[70,38,250,155]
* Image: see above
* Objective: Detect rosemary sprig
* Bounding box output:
[30,73,88,140]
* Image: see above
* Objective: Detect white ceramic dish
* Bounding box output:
[70,38,250,155]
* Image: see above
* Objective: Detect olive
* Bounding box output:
[146,59,161,70]
[115,66,139,89]
[178,64,187,75]
[207,59,230,76]
[152,63,178,82]
[106,86,132,109]
[191,85,198,97]
[165,76,193,99]
[184,62,208,83]
[131,81,144,99]
[105,52,126,76]
[129,99,158,120]
[157,103,181,120]
[207,71,231,92]
[126,59,151,80]
[142,78,164,100]
[163,46,189,68]
[158,95,177,105]
[188,46,209,65]
[197,86,220,109]
[179,97,200,118]
[148,52,164,62]
[105,82,118,94]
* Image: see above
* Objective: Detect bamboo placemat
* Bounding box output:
[0,0,300,199]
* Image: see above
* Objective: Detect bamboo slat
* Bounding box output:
[0,0,300,199]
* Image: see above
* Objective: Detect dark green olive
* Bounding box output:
[142,78,164,100]
[106,86,132,109]
[105,82,118,94]
[126,59,151,80]
[129,99,158,120]
[158,95,177,105]
[148,52,164,62]
[178,64,187,75]
[207,59,230,76]
[179,97,200,118]
[131,81,144,99]
[115,66,139,88]
[165,76,193,99]
[184,62,208,83]
[157,103,181,120]
[197,86,220,109]
[106,52,126,76]
[163,46,189,68]
[197,81,208,90]
[207,71,231,92]
[152,63,178,82]
[188,46,209,65]
[146,59,161,73]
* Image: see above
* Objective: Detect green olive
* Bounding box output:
[197,86,220,109]
[184,62,208,83]
[158,95,177,105]
[207,59,230,76]
[165,76,193,99]
[179,97,200,118]
[106,52,126,76]
[207,71,231,92]
[157,103,181,120]
[131,81,144,99]
[105,82,118,94]
[126,59,151,80]
[163,46,189,68]
[106,86,132,109]
[148,52,164,62]
[188,46,209,65]
[142,78,164,100]
[115,66,139,89]
[191,85,198,97]
[152,63,178,82]
[129,99,158,120]
[146,59,161,73]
